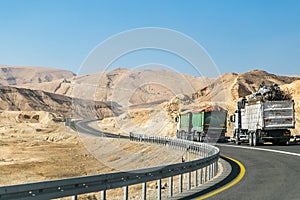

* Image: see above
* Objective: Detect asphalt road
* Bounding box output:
[74,119,129,139]
[74,120,300,200]
[209,144,300,200]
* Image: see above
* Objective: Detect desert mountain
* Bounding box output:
[192,70,299,108]
[0,86,120,119]
[17,67,298,109]
[1,66,299,136]
[17,68,210,107]
[0,65,75,86]
[183,70,300,136]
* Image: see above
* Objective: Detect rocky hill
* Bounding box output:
[1,66,299,136]
[17,68,209,106]
[93,69,300,137]
[0,65,75,86]
[282,80,300,134]
[191,70,299,108]
[0,86,120,119]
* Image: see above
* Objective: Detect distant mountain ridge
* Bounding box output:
[0,65,75,86]
[2,66,299,107]
[0,85,120,118]
[0,66,299,134]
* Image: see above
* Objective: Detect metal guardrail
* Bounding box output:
[0,133,220,200]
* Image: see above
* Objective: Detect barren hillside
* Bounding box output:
[0,65,75,86]
[0,86,120,119]
[17,68,210,107]
[116,70,300,138]
[1,67,299,137]
[282,80,300,135]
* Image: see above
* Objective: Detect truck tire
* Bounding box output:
[278,140,288,146]
[253,132,257,147]
[235,135,241,145]
[249,133,253,146]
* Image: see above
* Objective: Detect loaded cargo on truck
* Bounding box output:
[176,105,227,143]
[230,83,295,146]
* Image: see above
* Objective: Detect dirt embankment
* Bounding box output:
[0,111,107,186]
[0,111,185,188]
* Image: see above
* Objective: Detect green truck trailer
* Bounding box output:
[176,106,227,142]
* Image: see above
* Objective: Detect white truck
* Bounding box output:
[230,99,295,146]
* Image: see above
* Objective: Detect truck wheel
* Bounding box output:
[235,135,241,145]
[279,140,288,146]
[253,133,257,147]
[249,133,253,146]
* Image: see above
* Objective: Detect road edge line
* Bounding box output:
[195,155,245,199]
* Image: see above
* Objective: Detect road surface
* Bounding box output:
[207,144,300,200]
[74,119,129,139]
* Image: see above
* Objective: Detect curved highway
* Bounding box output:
[208,144,300,200]
[74,120,300,200]
[74,119,129,139]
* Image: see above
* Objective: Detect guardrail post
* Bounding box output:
[200,168,203,184]
[211,162,214,178]
[215,161,217,175]
[169,176,173,197]
[204,166,207,183]
[213,162,216,177]
[142,182,147,200]
[212,163,214,179]
[72,195,78,200]
[187,172,191,190]
[210,164,212,180]
[211,163,214,178]
[179,174,183,193]
[157,179,161,200]
[208,164,211,181]
[124,186,128,200]
[211,163,214,179]
[101,190,106,200]
[194,170,198,187]
[215,160,218,175]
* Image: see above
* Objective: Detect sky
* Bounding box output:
[0,0,299,76]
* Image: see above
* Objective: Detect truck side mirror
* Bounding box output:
[175,116,179,123]
[230,115,235,122]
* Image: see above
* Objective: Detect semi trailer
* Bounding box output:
[230,84,295,146]
[176,106,227,143]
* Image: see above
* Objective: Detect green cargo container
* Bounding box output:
[191,112,204,132]
[179,112,192,132]
[203,111,227,130]
[177,109,227,142]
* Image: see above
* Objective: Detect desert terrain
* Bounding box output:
[0,65,299,199]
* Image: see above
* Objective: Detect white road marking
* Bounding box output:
[216,144,300,157]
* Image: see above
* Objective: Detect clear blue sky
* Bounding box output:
[0,0,299,76]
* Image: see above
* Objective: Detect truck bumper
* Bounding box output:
[260,136,290,143]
